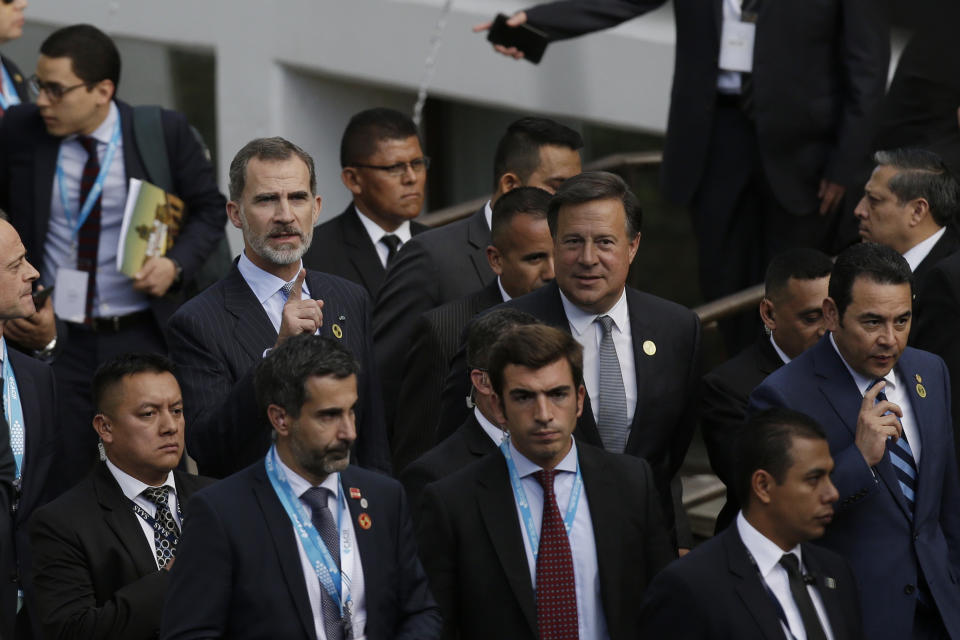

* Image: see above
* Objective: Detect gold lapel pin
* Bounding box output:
[642,340,656,356]
[915,374,922,383]
[332,324,343,339]
[916,383,927,399]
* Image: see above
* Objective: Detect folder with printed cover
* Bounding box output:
[117,178,185,277]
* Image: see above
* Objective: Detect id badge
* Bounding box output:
[53,268,89,323]
[719,19,756,73]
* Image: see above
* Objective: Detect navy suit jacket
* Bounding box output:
[0,56,27,104]
[0,100,227,329]
[160,462,441,640]
[1,347,63,640]
[749,336,960,639]
[638,524,864,639]
[166,264,390,477]
[302,205,428,299]
[28,463,214,640]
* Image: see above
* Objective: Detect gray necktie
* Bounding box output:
[596,315,629,453]
[301,487,345,640]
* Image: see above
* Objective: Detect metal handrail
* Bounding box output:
[693,283,765,326]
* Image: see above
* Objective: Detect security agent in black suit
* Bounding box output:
[479,0,888,352]
[703,248,832,532]
[167,137,390,478]
[401,308,540,514]
[29,353,214,640]
[0,0,28,110]
[374,117,582,427]
[639,408,864,639]
[392,187,555,470]
[0,216,65,640]
[303,108,430,298]
[0,25,226,486]
[161,334,440,640]
[440,172,702,543]
[853,148,960,332]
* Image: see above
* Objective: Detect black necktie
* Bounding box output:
[301,487,344,640]
[76,135,102,323]
[780,553,828,640]
[381,234,402,267]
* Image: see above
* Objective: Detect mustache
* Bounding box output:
[268,225,304,239]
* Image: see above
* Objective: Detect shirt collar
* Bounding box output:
[902,226,946,273]
[769,333,791,365]
[483,200,493,231]
[829,332,897,395]
[354,205,412,246]
[497,277,512,302]
[275,450,340,499]
[237,250,305,304]
[66,100,119,145]
[508,436,578,478]
[104,457,176,502]
[475,407,507,446]
[559,288,629,337]
[0,335,5,365]
[736,511,802,578]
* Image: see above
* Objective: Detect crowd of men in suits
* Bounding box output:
[0,4,957,639]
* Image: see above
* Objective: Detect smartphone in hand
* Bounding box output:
[487,14,549,64]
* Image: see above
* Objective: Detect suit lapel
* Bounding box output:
[463,415,498,457]
[755,334,784,376]
[625,289,655,449]
[223,264,278,360]
[801,544,849,640]
[341,468,380,622]
[896,352,939,519]
[252,465,317,640]
[466,208,493,286]
[342,207,387,294]
[476,455,538,636]
[93,463,161,576]
[579,446,624,630]
[724,527,791,640]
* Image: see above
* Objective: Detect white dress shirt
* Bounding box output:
[104,458,180,569]
[236,251,312,334]
[559,289,637,425]
[45,101,150,317]
[737,512,835,640]
[354,206,413,268]
[770,333,792,365]
[483,200,493,231]
[717,0,746,93]
[276,456,367,640]
[902,226,946,273]
[508,439,610,640]
[475,407,506,446]
[830,334,921,461]
[497,277,512,302]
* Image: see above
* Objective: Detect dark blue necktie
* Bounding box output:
[869,379,918,512]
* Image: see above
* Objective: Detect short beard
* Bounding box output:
[289,429,351,480]
[240,213,314,266]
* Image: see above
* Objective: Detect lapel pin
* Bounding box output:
[642,340,656,356]
[916,383,927,399]
[915,374,922,383]
[332,324,343,339]
[349,487,361,499]
[13,74,21,83]
[358,513,372,530]
[824,577,836,589]
[360,498,368,509]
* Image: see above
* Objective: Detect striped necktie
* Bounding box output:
[869,379,918,512]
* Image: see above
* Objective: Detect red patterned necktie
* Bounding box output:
[76,135,102,323]
[533,469,579,640]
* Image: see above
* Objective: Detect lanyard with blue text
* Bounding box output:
[265,445,353,619]
[130,495,183,546]
[500,438,583,562]
[0,65,21,111]
[56,118,122,238]
[1,341,24,481]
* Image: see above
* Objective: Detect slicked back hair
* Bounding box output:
[229,137,317,202]
[40,24,121,97]
[490,186,552,249]
[874,148,960,227]
[829,242,912,323]
[764,248,833,303]
[547,171,642,238]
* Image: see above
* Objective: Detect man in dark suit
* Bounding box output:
[640,408,863,639]
[418,324,673,640]
[400,308,539,514]
[442,172,701,539]
[0,0,28,113]
[29,353,213,640]
[0,25,226,485]
[853,148,960,330]
[392,187,554,470]
[303,108,429,298]
[374,117,582,426]
[480,0,888,352]
[750,242,960,639]
[167,137,389,478]
[161,334,440,640]
[0,215,63,639]
[702,248,832,532]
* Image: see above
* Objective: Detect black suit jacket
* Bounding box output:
[392,278,503,471]
[28,463,213,640]
[638,524,863,639]
[303,205,428,299]
[374,207,494,424]
[160,462,441,640]
[911,224,960,338]
[166,263,390,477]
[440,281,702,530]
[0,100,227,329]
[0,348,63,640]
[417,441,674,640]
[0,56,28,104]
[399,412,499,518]
[701,334,783,532]
[525,0,888,213]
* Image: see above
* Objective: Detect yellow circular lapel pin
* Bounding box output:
[332,324,343,339]
[642,340,656,356]
[916,383,927,398]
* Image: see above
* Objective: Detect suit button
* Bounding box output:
[905,585,916,595]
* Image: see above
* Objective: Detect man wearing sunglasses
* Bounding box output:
[0,0,27,116]
[0,24,226,489]
[303,108,431,299]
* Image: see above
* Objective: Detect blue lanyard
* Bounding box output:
[265,445,353,617]
[56,119,122,238]
[130,495,183,547]
[0,65,20,111]
[1,341,24,481]
[499,438,583,562]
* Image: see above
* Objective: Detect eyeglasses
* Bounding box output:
[350,156,430,177]
[28,75,89,102]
